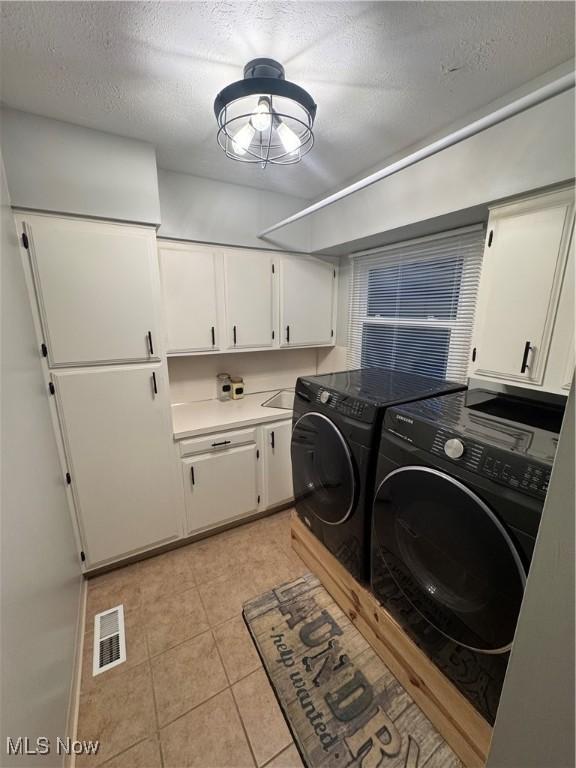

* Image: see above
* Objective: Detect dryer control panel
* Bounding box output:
[385,410,551,500]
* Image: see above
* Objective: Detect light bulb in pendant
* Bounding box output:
[251,98,272,132]
[231,122,255,155]
[277,121,301,154]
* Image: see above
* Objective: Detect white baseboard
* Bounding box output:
[65,576,87,768]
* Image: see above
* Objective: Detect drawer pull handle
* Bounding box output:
[233,325,237,345]
[271,431,275,450]
[151,371,158,396]
[286,325,290,343]
[147,331,154,355]
[520,341,532,373]
[211,326,215,346]
[212,440,231,448]
[190,466,195,485]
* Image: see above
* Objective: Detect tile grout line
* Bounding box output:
[145,631,165,768]
[196,582,258,768]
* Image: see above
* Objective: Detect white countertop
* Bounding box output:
[172,391,293,440]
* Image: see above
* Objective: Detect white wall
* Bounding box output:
[0,153,82,763]
[306,88,574,254]
[1,108,161,225]
[168,348,320,403]
[158,168,311,252]
[487,382,575,768]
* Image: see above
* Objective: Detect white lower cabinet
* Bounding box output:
[261,421,294,509]
[52,364,181,568]
[182,444,259,534]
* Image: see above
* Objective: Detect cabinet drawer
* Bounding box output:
[179,427,257,457]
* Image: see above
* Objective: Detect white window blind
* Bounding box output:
[347,225,485,382]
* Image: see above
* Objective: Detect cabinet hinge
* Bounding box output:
[471,347,477,362]
[41,343,48,358]
[257,495,261,504]
[21,232,29,250]
[80,551,86,562]
[65,472,71,485]
[488,230,494,247]
[256,449,260,459]
[48,382,55,395]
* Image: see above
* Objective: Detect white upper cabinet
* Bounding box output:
[470,189,575,392]
[159,242,219,353]
[52,364,181,568]
[17,213,161,367]
[279,256,335,347]
[223,249,274,349]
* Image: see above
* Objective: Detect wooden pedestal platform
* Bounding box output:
[290,514,492,768]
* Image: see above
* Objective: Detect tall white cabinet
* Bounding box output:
[470,188,575,395]
[22,215,161,367]
[53,365,180,564]
[16,212,182,569]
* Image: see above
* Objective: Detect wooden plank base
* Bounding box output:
[290,513,492,768]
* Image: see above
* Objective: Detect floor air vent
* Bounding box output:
[93,605,126,676]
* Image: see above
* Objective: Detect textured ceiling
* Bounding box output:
[1,1,574,199]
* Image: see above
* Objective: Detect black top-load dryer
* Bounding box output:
[371,388,564,723]
[290,368,466,582]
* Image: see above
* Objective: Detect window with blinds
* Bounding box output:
[347,225,485,382]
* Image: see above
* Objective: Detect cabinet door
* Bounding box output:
[280,257,335,346]
[182,445,258,534]
[52,365,181,567]
[262,421,294,509]
[223,250,274,349]
[159,243,219,353]
[20,214,161,367]
[472,195,573,385]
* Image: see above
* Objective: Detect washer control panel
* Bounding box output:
[314,388,366,419]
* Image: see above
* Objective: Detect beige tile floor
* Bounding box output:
[77,509,307,768]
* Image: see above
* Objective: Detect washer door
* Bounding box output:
[372,466,526,653]
[291,412,356,525]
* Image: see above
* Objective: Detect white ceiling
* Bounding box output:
[1,1,574,199]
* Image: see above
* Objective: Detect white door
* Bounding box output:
[472,196,573,385]
[262,421,294,509]
[158,243,219,353]
[182,445,259,534]
[280,257,335,346]
[223,250,274,349]
[52,364,181,567]
[19,214,161,366]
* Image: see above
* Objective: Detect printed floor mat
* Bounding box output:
[243,572,463,768]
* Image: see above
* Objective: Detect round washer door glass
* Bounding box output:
[372,466,526,653]
[291,412,356,525]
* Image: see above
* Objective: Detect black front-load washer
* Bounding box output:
[371,388,564,724]
[290,368,466,582]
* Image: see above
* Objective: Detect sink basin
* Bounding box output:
[262,389,295,410]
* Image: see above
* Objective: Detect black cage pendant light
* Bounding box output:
[214,58,316,167]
